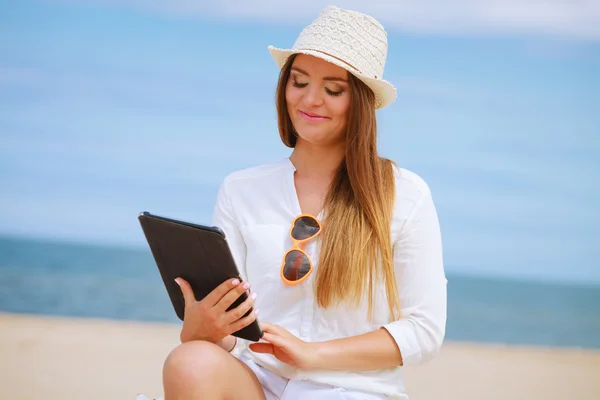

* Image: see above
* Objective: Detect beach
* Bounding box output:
[1,313,599,400]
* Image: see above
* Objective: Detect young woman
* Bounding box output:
[163,6,447,400]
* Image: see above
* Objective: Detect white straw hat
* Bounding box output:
[268,6,397,109]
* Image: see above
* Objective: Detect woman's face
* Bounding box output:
[285,54,351,146]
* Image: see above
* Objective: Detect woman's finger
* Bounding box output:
[202,278,242,307]
[174,278,196,307]
[260,322,287,336]
[249,342,274,354]
[261,332,287,347]
[229,308,259,333]
[224,292,257,324]
[215,281,251,313]
[260,322,275,332]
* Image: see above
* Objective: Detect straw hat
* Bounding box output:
[268,6,397,109]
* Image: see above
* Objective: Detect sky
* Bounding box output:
[0,0,599,284]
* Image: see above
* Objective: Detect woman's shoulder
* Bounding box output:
[389,163,437,229]
[390,162,432,199]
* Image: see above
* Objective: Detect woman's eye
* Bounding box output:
[292,80,308,88]
[325,88,344,97]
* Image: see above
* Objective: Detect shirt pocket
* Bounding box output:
[240,224,288,285]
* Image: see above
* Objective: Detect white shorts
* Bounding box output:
[239,355,389,400]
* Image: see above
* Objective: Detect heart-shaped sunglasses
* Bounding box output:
[280,214,322,285]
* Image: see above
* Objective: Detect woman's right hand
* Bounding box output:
[175,277,258,344]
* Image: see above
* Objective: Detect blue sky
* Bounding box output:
[1,0,599,284]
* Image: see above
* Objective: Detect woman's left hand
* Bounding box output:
[248,322,320,369]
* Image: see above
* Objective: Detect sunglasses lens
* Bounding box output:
[291,216,320,241]
[283,249,311,281]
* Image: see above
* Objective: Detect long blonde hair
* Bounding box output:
[276,55,400,319]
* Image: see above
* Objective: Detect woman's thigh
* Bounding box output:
[228,357,269,400]
[163,341,266,400]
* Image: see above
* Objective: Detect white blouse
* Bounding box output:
[211,158,447,400]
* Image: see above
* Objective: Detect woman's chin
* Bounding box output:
[297,135,335,147]
[296,128,342,147]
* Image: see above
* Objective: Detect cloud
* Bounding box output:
[61,0,600,39]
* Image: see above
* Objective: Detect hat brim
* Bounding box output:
[268,46,396,110]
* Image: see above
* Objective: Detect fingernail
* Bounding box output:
[251,293,257,300]
[174,279,180,286]
[232,279,239,285]
[243,282,250,289]
[254,309,260,315]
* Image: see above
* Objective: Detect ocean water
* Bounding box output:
[1,234,599,349]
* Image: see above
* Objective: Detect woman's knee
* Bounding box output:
[163,340,230,385]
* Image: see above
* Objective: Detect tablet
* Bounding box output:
[138,211,263,342]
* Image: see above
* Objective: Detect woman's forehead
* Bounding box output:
[291,54,348,79]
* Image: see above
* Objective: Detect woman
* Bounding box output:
[163,6,447,400]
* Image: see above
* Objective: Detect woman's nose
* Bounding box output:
[302,85,324,107]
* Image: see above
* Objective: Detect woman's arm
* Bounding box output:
[313,328,402,370]
[252,323,401,371]
[252,191,447,371]
[380,192,447,367]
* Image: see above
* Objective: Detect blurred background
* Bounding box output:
[1,0,599,349]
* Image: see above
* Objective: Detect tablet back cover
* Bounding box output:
[138,213,262,341]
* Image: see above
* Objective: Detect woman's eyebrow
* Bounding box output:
[291,66,348,83]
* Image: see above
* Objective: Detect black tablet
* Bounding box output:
[138,211,263,342]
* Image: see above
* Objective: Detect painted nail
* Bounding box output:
[251,293,257,300]
[254,309,260,315]
[232,279,240,285]
[174,279,180,286]
[243,282,250,289]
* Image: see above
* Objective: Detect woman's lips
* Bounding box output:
[299,110,329,122]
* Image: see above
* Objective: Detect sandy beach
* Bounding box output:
[1,312,599,400]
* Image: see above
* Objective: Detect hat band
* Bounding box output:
[297,48,364,76]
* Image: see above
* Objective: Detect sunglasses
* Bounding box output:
[280,214,322,286]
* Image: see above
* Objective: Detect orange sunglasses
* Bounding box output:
[280,214,322,286]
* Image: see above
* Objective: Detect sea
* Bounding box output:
[1,234,599,349]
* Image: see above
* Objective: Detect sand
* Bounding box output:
[1,312,599,400]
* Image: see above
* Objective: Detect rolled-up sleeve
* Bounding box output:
[382,192,447,366]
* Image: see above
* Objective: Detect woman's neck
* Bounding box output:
[289,139,344,180]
